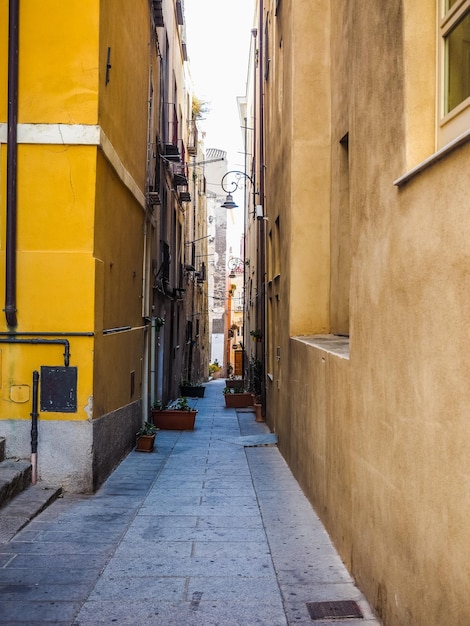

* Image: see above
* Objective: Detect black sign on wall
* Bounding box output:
[40,366,78,413]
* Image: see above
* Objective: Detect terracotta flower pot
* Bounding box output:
[224,392,254,408]
[135,434,156,452]
[152,409,197,430]
[254,403,264,422]
[225,379,245,391]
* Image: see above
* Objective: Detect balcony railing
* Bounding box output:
[151,0,164,27]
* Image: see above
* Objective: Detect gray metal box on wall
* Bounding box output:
[40,366,78,413]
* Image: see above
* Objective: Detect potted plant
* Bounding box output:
[152,397,197,430]
[223,387,254,408]
[180,380,206,398]
[135,422,158,452]
[224,377,245,391]
[250,329,263,342]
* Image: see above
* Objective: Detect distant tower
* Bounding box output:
[205,149,228,371]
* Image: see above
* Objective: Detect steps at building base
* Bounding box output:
[0,459,32,509]
[0,482,62,543]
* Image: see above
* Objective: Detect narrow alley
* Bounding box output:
[0,380,380,625]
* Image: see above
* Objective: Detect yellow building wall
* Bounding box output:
[18,0,99,124]
[92,0,155,418]
[93,150,146,416]
[0,0,154,491]
[0,3,7,121]
[98,0,150,189]
[0,0,100,422]
[0,2,101,492]
[0,145,97,424]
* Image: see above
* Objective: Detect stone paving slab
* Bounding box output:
[96,554,276,580]
[74,599,289,626]
[0,600,82,624]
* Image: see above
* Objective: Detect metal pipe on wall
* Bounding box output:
[0,337,71,367]
[30,370,39,484]
[5,0,19,328]
[258,0,267,416]
[150,316,156,406]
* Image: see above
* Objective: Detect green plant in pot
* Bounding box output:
[180,380,206,398]
[250,329,263,342]
[223,386,254,408]
[174,397,191,410]
[152,397,197,430]
[135,421,158,452]
[223,386,244,394]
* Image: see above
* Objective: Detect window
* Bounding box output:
[439,0,470,145]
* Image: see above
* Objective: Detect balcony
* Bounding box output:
[151,0,164,27]
[172,162,188,187]
[161,143,181,162]
[147,189,161,206]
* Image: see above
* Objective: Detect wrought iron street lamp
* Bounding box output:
[227,256,244,279]
[220,171,254,381]
[220,170,254,209]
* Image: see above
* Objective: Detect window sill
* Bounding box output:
[293,334,350,359]
[393,128,470,187]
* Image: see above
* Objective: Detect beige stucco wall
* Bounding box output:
[261,0,470,624]
[349,140,470,625]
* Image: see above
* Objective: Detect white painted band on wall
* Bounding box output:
[99,128,146,208]
[0,123,100,145]
[0,123,146,208]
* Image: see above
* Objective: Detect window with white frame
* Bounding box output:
[439,0,470,145]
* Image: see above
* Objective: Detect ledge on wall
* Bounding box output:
[293,334,350,359]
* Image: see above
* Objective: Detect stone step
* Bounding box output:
[0,459,32,510]
[0,482,62,543]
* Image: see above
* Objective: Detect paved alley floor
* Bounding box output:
[0,380,381,625]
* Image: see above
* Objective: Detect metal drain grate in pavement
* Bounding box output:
[306,600,363,620]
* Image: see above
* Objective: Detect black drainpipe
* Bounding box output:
[0,337,71,367]
[5,0,19,329]
[30,370,39,484]
[258,0,267,416]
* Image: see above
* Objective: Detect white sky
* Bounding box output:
[184,0,255,171]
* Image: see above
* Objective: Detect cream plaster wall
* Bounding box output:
[261,0,470,624]
[289,1,330,336]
